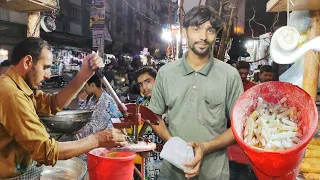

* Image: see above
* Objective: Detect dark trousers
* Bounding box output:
[229,161,258,180]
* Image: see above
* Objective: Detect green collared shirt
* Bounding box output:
[148,53,243,180]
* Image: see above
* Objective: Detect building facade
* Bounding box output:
[105,0,165,57]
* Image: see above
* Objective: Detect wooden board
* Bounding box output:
[0,0,57,12]
[267,0,320,12]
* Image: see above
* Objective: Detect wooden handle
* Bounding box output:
[302,11,320,100]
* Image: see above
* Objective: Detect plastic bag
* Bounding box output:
[279,58,320,90]
[289,11,310,32]
[160,137,195,171]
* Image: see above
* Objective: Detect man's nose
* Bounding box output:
[142,83,148,90]
[44,71,51,79]
[199,30,208,40]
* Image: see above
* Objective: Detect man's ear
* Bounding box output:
[22,55,33,70]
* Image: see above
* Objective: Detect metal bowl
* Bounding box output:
[40,157,87,180]
[39,110,93,134]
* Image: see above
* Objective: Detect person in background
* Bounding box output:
[0,37,127,179]
[236,61,256,91]
[104,63,118,87]
[78,74,122,138]
[133,67,167,180]
[0,59,10,75]
[148,6,243,180]
[77,74,123,162]
[135,67,157,106]
[259,65,273,83]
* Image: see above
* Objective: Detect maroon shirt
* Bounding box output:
[243,80,256,91]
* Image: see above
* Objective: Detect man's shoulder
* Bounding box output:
[158,60,182,76]
[213,59,239,77]
[0,75,20,95]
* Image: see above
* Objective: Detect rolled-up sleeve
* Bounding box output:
[2,92,59,166]
[34,90,62,115]
[148,70,167,115]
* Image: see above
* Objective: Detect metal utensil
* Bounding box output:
[40,157,87,180]
[39,109,93,134]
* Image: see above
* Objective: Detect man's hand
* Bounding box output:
[78,91,87,101]
[184,142,207,179]
[79,53,105,80]
[94,129,128,149]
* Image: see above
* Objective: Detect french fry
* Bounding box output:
[300,158,320,173]
[310,138,320,146]
[243,97,300,151]
[305,149,320,158]
[307,144,320,151]
[303,173,320,180]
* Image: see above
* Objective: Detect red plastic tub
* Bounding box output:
[231,82,318,180]
[87,148,136,180]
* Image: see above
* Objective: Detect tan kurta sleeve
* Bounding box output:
[34,90,62,115]
[2,92,59,166]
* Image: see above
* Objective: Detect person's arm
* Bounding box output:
[150,114,172,142]
[58,129,127,160]
[203,71,244,152]
[56,54,104,109]
[3,92,126,166]
[184,72,244,179]
[148,69,172,142]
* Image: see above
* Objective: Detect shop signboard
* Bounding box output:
[92,29,104,48]
[89,0,105,30]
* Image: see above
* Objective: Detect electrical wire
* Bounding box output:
[271,12,280,32]
[249,2,267,38]
[122,0,162,26]
[28,16,41,37]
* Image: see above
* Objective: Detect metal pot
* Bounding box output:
[40,157,87,180]
[39,110,93,134]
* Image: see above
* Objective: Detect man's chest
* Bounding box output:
[164,73,227,109]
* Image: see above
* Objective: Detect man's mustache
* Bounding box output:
[194,40,210,45]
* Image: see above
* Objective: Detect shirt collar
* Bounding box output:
[5,67,33,96]
[181,52,214,76]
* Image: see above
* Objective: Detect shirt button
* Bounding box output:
[193,85,196,89]
[195,73,198,76]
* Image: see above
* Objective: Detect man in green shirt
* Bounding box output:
[148,5,243,180]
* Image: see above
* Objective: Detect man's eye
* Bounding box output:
[208,29,215,34]
[193,27,199,31]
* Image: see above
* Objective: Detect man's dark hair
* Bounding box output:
[10,37,52,65]
[183,5,221,29]
[87,74,102,88]
[134,66,157,82]
[0,60,10,67]
[260,65,273,74]
[236,61,250,70]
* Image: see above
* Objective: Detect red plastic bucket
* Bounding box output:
[231,82,318,180]
[87,148,136,180]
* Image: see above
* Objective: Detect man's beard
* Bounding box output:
[189,40,212,56]
[26,70,39,90]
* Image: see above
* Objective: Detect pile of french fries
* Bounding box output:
[300,138,320,180]
[243,97,302,151]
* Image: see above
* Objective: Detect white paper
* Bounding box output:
[160,137,195,171]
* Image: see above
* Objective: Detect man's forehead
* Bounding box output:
[137,73,154,83]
